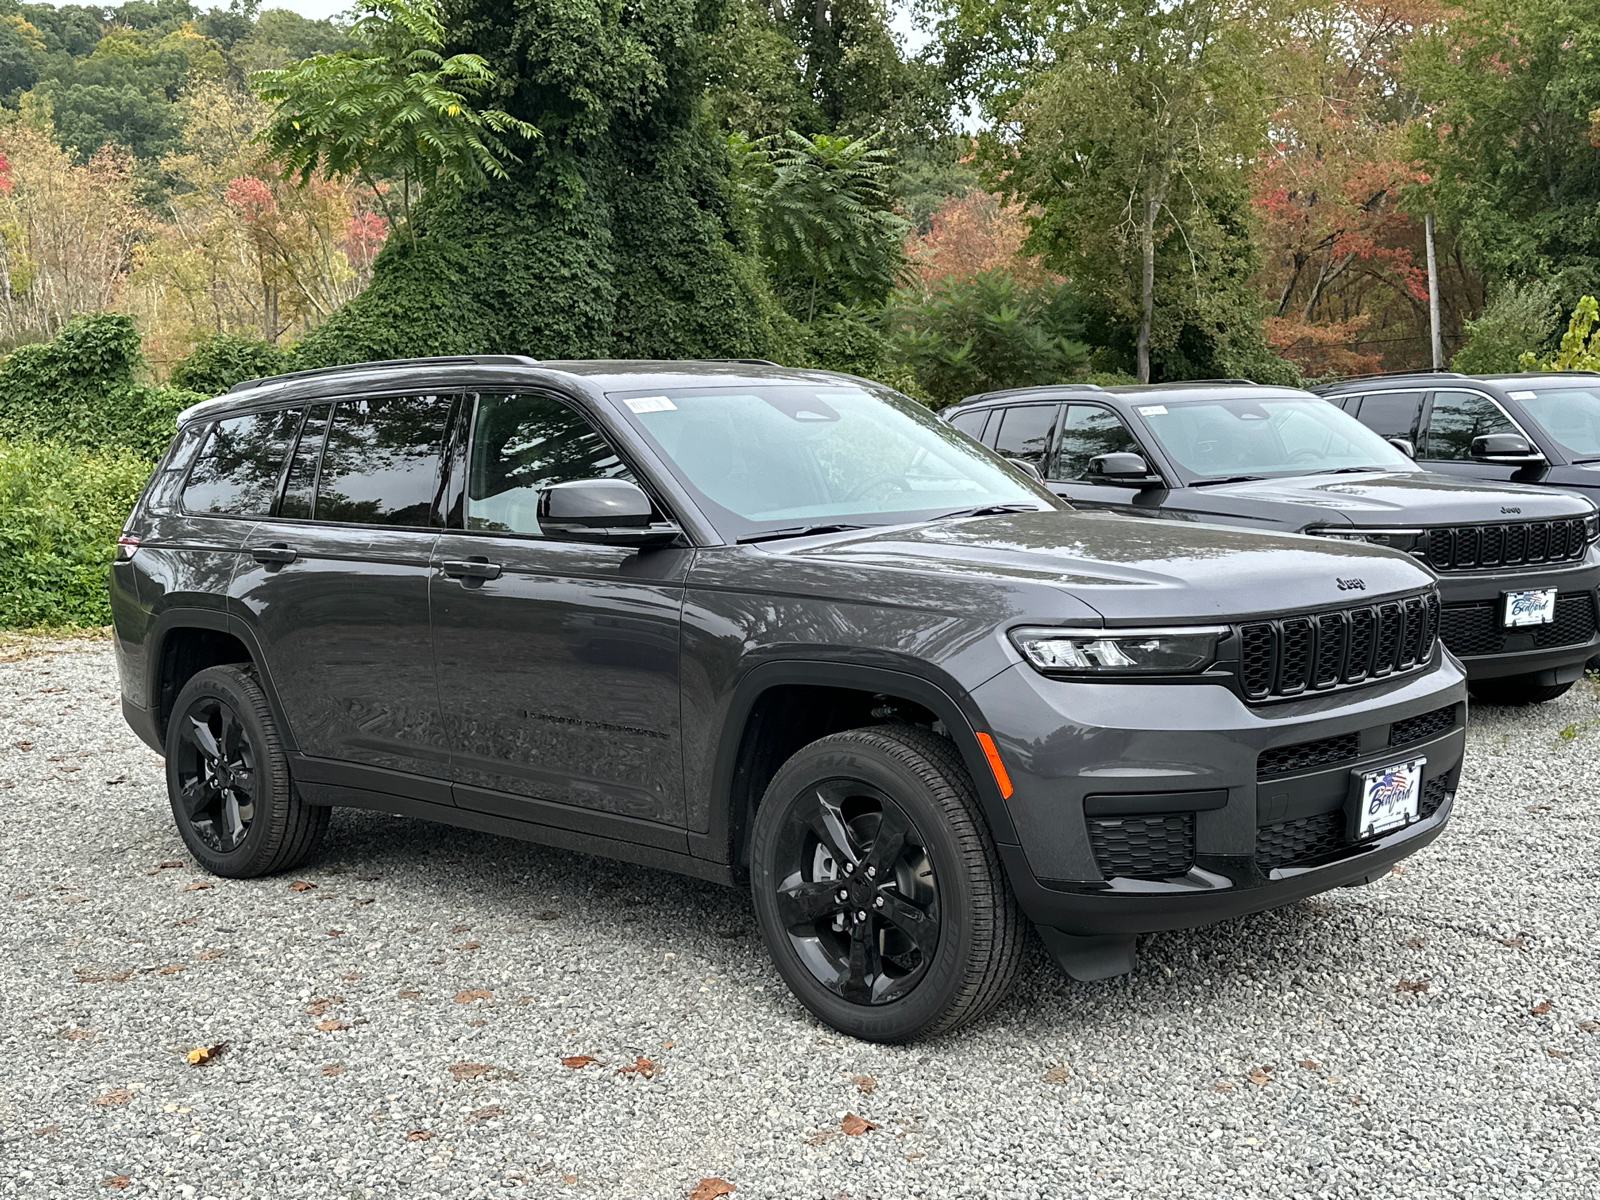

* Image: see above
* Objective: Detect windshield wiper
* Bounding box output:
[931,503,1047,520]
[737,523,873,544]
[1316,466,1389,475]
[1571,457,1600,465]
[1190,475,1266,487]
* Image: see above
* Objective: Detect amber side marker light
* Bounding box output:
[974,732,1014,799]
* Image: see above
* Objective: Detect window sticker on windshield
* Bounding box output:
[625,396,676,414]
[1137,405,1167,416]
[1508,390,1537,400]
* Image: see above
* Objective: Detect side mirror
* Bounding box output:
[538,479,682,548]
[1006,457,1043,481]
[1471,432,1545,465]
[1087,452,1163,490]
[1387,437,1415,459]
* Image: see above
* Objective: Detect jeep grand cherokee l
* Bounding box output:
[112,358,1467,1041]
[946,381,1600,706]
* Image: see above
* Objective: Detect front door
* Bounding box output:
[1045,402,1162,516]
[1419,389,1528,484]
[429,391,690,844]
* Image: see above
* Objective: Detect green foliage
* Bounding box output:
[0,313,200,459]
[251,0,538,230]
[1451,281,1563,373]
[889,270,1089,408]
[170,332,291,396]
[1521,295,1600,371]
[0,436,153,628]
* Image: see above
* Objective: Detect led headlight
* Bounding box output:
[1585,512,1598,542]
[1303,526,1420,552]
[1010,627,1226,675]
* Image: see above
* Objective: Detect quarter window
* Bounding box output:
[182,408,303,516]
[948,409,991,442]
[1351,392,1423,442]
[991,404,1059,471]
[466,393,634,535]
[314,395,452,527]
[1054,405,1142,480]
[1424,390,1518,460]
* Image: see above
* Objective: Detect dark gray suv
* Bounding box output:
[946,381,1600,706]
[113,358,1466,1041]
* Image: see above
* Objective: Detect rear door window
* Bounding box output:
[991,404,1059,471]
[314,395,453,527]
[1054,404,1143,479]
[182,408,303,516]
[948,409,991,442]
[1350,392,1423,442]
[1423,390,1519,460]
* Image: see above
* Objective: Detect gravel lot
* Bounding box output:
[2,637,1598,1200]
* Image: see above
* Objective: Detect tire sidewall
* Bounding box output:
[750,737,982,1042]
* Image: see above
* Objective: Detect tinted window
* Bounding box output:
[992,404,1058,469]
[949,409,990,442]
[466,393,634,535]
[1054,404,1142,479]
[182,408,302,516]
[278,404,330,520]
[315,395,451,527]
[1425,390,1518,460]
[1352,392,1423,441]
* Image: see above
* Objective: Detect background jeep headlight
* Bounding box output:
[1010,627,1225,675]
[1585,512,1598,542]
[1303,526,1420,552]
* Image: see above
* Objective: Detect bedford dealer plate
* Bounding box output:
[1356,758,1425,840]
[1503,588,1557,627]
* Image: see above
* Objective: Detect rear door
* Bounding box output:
[231,393,454,782]
[989,403,1060,476]
[1346,390,1424,452]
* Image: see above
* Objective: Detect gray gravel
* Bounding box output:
[2,637,1598,1200]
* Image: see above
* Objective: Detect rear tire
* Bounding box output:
[165,665,328,878]
[749,724,1024,1042]
[1469,677,1574,706]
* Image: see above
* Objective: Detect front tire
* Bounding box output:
[1469,677,1574,706]
[165,665,327,878]
[749,725,1024,1042]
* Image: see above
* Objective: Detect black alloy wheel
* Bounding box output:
[173,696,258,853]
[772,780,941,1006]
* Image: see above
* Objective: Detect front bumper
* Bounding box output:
[972,648,1467,937]
[1435,561,1600,680]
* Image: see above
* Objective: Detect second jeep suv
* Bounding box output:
[114,358,1465,1041]
[946,381,1600,705]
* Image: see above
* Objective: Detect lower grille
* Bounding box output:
[1088,813,1195,880]
[1419,774,1450,820]
[1389,705,1457,748]
[1256,773,1453,871]
[1439,592,1598,658]
[1257,732,1360,779]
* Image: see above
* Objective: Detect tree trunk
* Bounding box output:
[1136,190,1164,384]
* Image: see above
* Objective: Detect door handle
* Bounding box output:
[441,558,502,581]
[251,544,297,566]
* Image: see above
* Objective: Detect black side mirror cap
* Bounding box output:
[1387,437,1415,459]
[1005,457,1043,481]
[1087,452,1163,490]
[1471,432,1545,464]
[539,479,683,548]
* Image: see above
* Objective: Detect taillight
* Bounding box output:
[115,534,141,561]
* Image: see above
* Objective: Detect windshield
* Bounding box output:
[608,382,1054,538]
[1511,386,1600,458]
[1133,397,1416,480]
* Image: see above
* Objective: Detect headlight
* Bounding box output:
[1010,627,1226,675]
[1303,527,1420,553]
[1585,513,1598,542]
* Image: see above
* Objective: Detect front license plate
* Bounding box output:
[1503,588,1557,627]
[1356,757,1425,840]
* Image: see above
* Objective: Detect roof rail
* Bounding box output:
[703,357,780,366]
[1314,368,1465,387]
[960,382,1107,406]
[226,354,541,393]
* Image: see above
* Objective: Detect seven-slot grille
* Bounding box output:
[1238,592,1440,701]
[1424,519,1587,571]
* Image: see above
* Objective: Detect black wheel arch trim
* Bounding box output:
[143,607,299,755]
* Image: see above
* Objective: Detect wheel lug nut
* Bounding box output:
[843,863,853,874]
[866,866,876,879]
[837,889,848,902]
[856,910,867,922]
[874,896,884,908]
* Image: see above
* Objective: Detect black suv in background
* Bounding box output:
[114,358,1466,1041]
[945,382,1600,705]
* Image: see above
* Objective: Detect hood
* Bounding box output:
[1188,470,1595,528]
[778,510,1435,624]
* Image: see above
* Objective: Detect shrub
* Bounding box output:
[1452,281,1562,373]
[171,333,291,396]
[0,438,153,629]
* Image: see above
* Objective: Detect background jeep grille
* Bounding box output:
[1424,519,1587,571]
[1238,591,1439,701]
[1438,592,1598,658]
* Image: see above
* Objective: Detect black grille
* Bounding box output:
[1088,813,1195,880]
[1256,811,1345,871]
[1257,732,1361,778]
[1419,774,1450,820]
[1425,519,1587,571]
[1439,592,1597,658]
[1238,591,1440,701]
[1389,705,1457,747]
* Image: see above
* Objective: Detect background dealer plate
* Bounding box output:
[1503,588,1557,627]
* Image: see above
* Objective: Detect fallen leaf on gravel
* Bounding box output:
[356,875,381,882]
[64,1029,92,1040]
[182,881,212,892]
[840,1113,875,1136]
[449,1062,495,1081]
[804,1128,838,1146]
[1547,1048,1567,1058]
[354,898,375,906]
[172,917,196,926]
[303,997,342,1016]
[454,988,492,1003]
[454,941,481,951]
[689,1179,735,1200]
[197,948,225,961]
[341,972,361,982]
[1248,1068,1272,1086]
[33,1125,59,1136]
[662,1039,674,1049]
[1348,1095,1365,1105]
[1403,936,1425,949]
[560,1055,597,1070]
[156,860,183,870]
[467,1018,486,1027]
[1532,1000,1553,1015]
[1043,1066,1070,1085]
[1212,1080,1234,1092]
[290,880,316,892]
[852,1074,876,1093]
[405,1129,433,1142]
[107,970,136,983]
[398,989,421,1000]
[1579,1021,1599,1033]
[1396,978,1429,995]
[185,1043,226,1066]
[93,1089,132,1106]
[1388,865,1404,877]
[1298,1059,1320,1070]
[157,964,184,976]
[535,910,560,921]
[451,924,471,933]
[12,740,33,750]
[904,1152,924,1161]
[561,1175,578,1185]
[322,1063,345,1076]
[327,929,344,937]
[105,775,126,785]
[102,1176,131,1190]
[617,1056,657,1078]
[315,1019,349,1032]
[468,1104,504,1122]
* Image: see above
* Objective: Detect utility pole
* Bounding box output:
[1425,214,1444,369]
